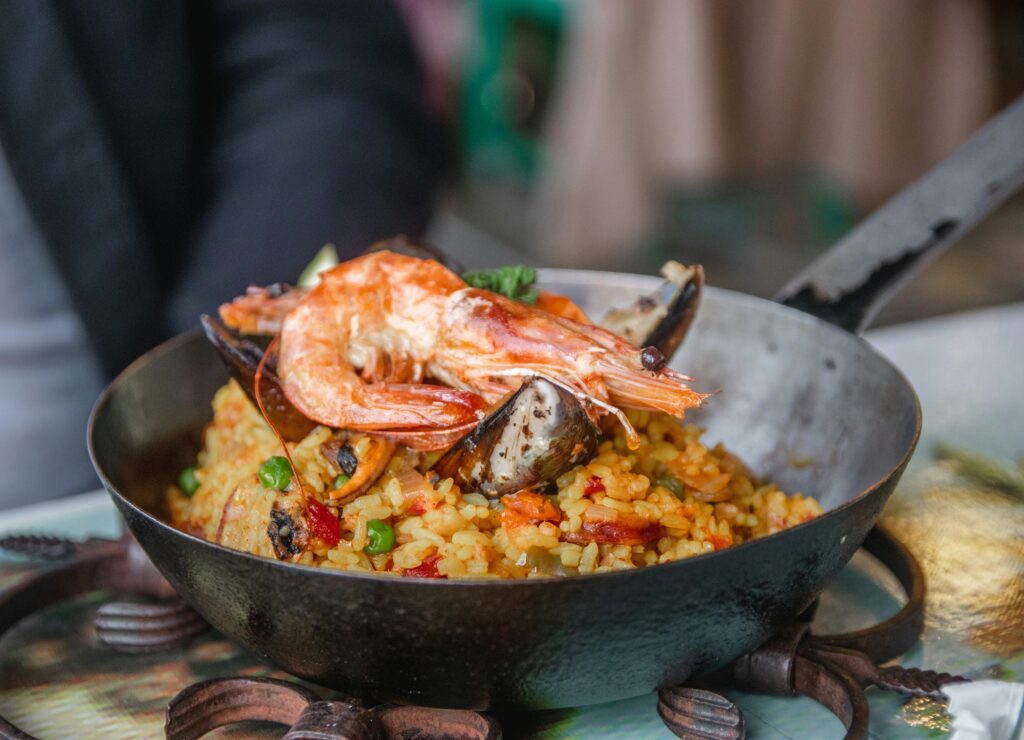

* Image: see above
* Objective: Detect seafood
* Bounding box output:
[364,233,466,274]
[218,283,305,337]
[202,315,315,441]
[600,261,704,362]
[433,377,598,498]
[320,434,396,504]
[220,250,706,450]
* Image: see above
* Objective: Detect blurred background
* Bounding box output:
[2,0,1024,508]
[407,0,1024,326]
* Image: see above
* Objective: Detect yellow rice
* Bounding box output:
[169,380,822,579]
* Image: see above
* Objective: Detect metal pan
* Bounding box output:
[88,96,1024,710]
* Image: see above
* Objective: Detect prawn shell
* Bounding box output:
[433,377,598,499]
[201,315,317,442]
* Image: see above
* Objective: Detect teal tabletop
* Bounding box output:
[1,304,1022,739]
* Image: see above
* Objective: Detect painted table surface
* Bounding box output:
[1,303,1022,739]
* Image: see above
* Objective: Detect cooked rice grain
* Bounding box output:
[169,381,823,579]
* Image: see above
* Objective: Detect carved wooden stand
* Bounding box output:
[0,528,964,740]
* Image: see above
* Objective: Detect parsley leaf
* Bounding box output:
[462,265,538,304]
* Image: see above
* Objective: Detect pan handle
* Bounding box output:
[774,93,1024,334]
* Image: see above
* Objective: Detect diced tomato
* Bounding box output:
[584,476,605,495]
[402,553,446,579]
[501,490,562,530]
[407,498,427,515]
[306,497,340,546]
[706,531,732,551]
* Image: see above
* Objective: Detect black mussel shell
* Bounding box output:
[600,262,704,363]
[363,234,465,274]
[201,315,317,442]
[433,377,598,498]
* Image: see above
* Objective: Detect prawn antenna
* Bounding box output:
[255,335,305,489]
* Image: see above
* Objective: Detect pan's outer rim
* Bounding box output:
[88,275,923,589]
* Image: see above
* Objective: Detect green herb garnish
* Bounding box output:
[462,265,538,304]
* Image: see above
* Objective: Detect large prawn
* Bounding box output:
[220,250,706,450]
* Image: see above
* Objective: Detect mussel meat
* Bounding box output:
[599,261,704,362]
[320,434,396,505]
[433,377,598,499]
[267,495,310,559]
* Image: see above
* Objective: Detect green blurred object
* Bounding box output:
[177,467,199,497]
[461,0,567,181]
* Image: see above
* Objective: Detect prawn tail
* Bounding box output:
[599,360,708,419]
[219,284,307,335]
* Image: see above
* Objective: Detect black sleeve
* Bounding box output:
[167,0,442,332]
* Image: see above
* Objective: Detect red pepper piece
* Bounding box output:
[402,553,446,579]
[306,496,340,546]
[584,476,605,495]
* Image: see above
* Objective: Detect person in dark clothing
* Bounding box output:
[0,0,441,508]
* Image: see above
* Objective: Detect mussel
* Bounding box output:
[599,261,704,362]
[320,434,396,505]
[201,314,317,441]
[267,495,310,559]
[433,377,598,498]
[363,234,465,274]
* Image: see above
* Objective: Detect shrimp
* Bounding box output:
[220,250,706,449]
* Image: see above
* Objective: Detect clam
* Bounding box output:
[599,261,704,362]
[433,377,598,499]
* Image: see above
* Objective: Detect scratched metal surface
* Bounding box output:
[1,304,1021,739]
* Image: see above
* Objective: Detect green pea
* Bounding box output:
[259,456,293,490]
[364,519,396,555]
[178,467,200,497]
[655,474,684,498]
[333,473,350,490]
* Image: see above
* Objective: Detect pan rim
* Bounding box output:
[87,273,922,589]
